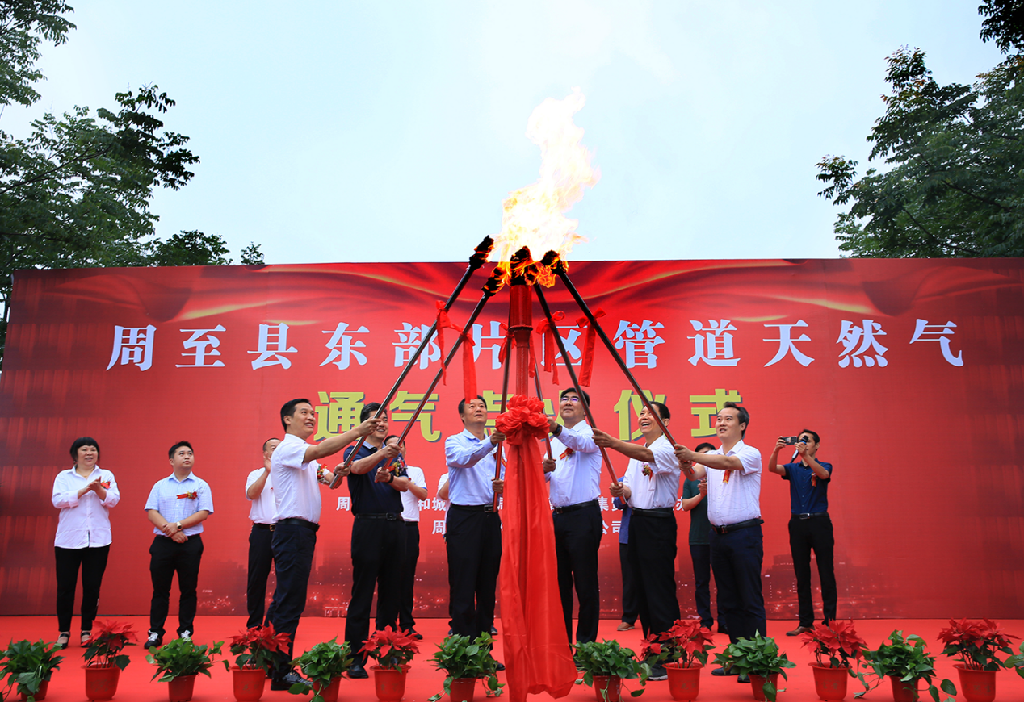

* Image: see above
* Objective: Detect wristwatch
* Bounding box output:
[388,473,395,484]
[175,522,182,532]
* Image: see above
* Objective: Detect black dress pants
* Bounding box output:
[266,521,317,665]
[55,545,110,632]
[149,535,203,636]
[627,510,680,639]
[398,520,420,631]
[689,543,722,629]
[710,524,766,643]
[553,502,603,643]
[246,524,275,629]
[618,541,639,625]
[345,517,405,663]
[788,515,837,627]
[446,507,502,638]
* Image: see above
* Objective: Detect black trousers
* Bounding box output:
[398,521,420,631]
[788,515,837,627]
[149,535,203,636]
[618,541,639,625]
[446,507,502,638]
[627,511,680,639]
[246,524,275,629]
[266,522,317,664]
[710,524,766,643]
[55,545,110,632]
[553,502,603,643]
[690,543,723,628]
[345,517,405,662]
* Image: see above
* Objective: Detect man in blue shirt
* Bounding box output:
[767,429,836,636]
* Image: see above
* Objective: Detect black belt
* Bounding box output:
[632,507,674,517]
[792,512,829,520]
[711,518,763,534]
[354,512,401,520]
[553,499,598,514]
[451,503,495,513]
[276,517,320,533]
[252,523,274,531]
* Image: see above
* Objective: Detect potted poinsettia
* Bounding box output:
[799,620,868,701]
[714,632,795,702]
[82,621,137,701]
[146,637,224,702]
[936,618,1019,702]
[427,632,504,702]
[288,638,353,702]
[227,624,292,701]
[573,639,647,701]
[361,626,419,702]
[860,630,955,702]
[640,618,714,701]
[0,639,63,702]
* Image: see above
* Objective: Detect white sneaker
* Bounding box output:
[146,631,162,648]
[180,630,192,641]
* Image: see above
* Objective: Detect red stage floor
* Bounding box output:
[2,617,1022,701]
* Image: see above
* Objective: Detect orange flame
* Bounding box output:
[494,88,600,285]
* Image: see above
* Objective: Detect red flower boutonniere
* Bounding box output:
[559,448,574,460]
[100,481,111,489]
[642,463,653,477]
[177,491,198,500]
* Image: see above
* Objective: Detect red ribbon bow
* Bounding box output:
[534,311,565,385]
[100,481,111,489]
[494,396,550,443]
[559,447,574,460]
[177,491,198,500]
[575,309,606,387]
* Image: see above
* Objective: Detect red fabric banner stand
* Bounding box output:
[496,395,576,702]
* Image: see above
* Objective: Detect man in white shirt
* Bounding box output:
[595,402,681,682]
[264,398,379,690]
[675,402,765,682]
[542,388,603,644]
[245,437,280,629]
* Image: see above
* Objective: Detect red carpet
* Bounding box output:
[2,617,1023,701]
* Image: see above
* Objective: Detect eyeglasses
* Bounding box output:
[560,397,580,404]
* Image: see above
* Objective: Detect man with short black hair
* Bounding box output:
[768,429,836,636]
[595,402,681,681]
[676,402,764,684]
[444,396,506,647]
[543,387,603,644]
[342,403,412,679]
[144,441,213,648]
[265,399,379,690]
[245,437,280,629]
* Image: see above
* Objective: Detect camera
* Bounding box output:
[780,436,801,445]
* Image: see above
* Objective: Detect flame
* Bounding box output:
[494,88,600,285]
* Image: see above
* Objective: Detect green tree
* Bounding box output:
[816,4,1024,257]
[240,242,265,265]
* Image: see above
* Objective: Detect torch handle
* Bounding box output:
[534,284,619,486]
[330,239,493,488]
[533,359,554,460]
[491,326,514,510]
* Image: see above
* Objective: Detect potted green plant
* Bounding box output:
[640,618,714,701]
[573,639,647,701]
[361,626,419,702]
[800,620,868,701]
[1005,640,1024,680]
[858,630,955,702]
[146,637,224,702]
[82,621,136,701]
[427,632,504,702]
[936,618,1018,702]
[288,638,353,702]
[0,639,63,702]
[713,632,795,702]
[227,624,292,701]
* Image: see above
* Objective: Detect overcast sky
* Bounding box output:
[2,0,1005,264]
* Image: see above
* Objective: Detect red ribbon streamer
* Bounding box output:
[533,311,565,386]
[498,324,539,380]
[177,491,197,500]
[462,330,477,402]
[435,301,462,386]
[575,309,606,387]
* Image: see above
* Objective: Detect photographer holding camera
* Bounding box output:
[767,430,835,636]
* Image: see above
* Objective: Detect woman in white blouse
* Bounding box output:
[51,437,120,649]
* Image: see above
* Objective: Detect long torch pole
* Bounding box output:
[533,359,553,460]
[330,238,493,488]
[489,322,514,510]
[534,283,619,485]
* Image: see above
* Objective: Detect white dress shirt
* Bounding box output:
[400,465,427,522]
[245,468,277,524]
[52,467,120,548]
[144,473,214,537]
[548,421,602,507]
[437,474,451,513]
[444,430,503,505]
[621,435,681,509]
[705,440,762,526]
[271,433,322,524]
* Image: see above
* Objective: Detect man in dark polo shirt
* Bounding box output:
[768,429,836,636]
[342,402,412,678]
[680,442,723,632]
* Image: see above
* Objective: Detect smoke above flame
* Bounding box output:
[493,88,600,280]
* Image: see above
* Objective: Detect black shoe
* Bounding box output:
[347,661,368,679]
[270,671,311,691]
[407,628,423,640]
[490,658,505,672]
[712,665,739,676]
[56,632,70,650]
[737,674,750,683]
[648,663,667,681]
[145,630,163,649]
[490,626,498,635]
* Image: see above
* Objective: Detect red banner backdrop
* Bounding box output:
[1,258,1022,620]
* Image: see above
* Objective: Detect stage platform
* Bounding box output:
[2,617,1022,701]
